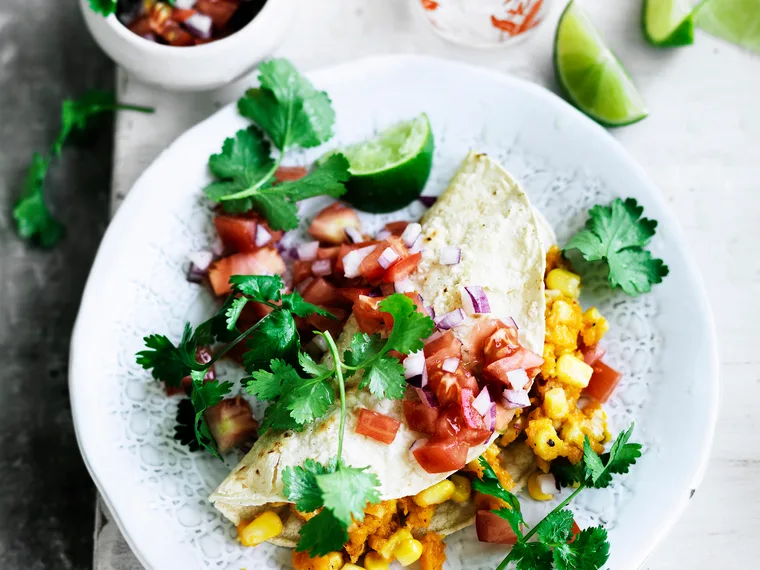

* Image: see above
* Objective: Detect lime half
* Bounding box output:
[696,0,760,54]
[554,1,648,127]
[643,0,695,46]
[328,113,434,213]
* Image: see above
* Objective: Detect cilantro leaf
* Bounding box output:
[243,310,299,373]
[299,351,331,378]
[317,463,381,527]
[246,358,295,401]
[343,333,385,371]
[239,59,335,150]
[535,509,575,546]
[512,542,554,570]
[552,526,609,570]
[473,457,524,513]
[379,294,436,355]
[273,153,350,201]
[12,153,64,248]
[190,376,233,458]
[494,508,525,540]
[136,334,189,388]
[551,458,586,488]
[281,291,333,318]
[192,296,240,346]
[282,459,332,513]
[229,274,283,302]
[287,373,335,425]
[359,354,407,400]
[296,509,348,557]
[225,297,249,331]
[565,198,669,296]
[584,424,642,489]
[88,0,117,17]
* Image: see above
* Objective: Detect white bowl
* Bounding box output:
[79,0,297,91]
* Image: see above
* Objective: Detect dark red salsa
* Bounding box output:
[117,0,267,47]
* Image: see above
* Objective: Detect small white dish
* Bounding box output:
[79,0,297,91]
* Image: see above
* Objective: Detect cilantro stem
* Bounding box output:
[321,330,347,464]
[218,155,283,202]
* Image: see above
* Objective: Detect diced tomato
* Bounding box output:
[317,246,341,260]
[353,295,385,334]
[214,216,258,253]
[161,21,195,46]
[308,202,361,245]
[306,307,347,337]
[335,241,379,273]
[475,491,504,511]
[494,402,515,431]
[476,510,519,544]
[355,409,401,444]
[424,331,462,362]
[274,165,308,182]
[434,404,490,445]
[484,348,544,385]
[582,344,606,366]
[208,249,286,296]
[292,260,313,285]
[384,221,410,236]
[205,396,259,453]
[172,8,196,22]
[382,252,422,283]
[413,438,469,473]
[359,244,390,282]
[403,399,439,434]
[460,388,487,430]
[483,326,520,364]
[429,371,461,406]
[195,0,237,28]
[568,519,581,544]
[338,287,374,304]
[302,278,345,308]
[463,318,500,366]
[128,16,153,37]
[583,360,622,403]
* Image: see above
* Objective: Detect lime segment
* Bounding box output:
[696,0,760,54]
[327,113,434,213]
[643,0,695,46]
[554,1,648,127]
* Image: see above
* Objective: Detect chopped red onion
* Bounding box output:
[409,235,424,254]
[376,229,392,240]
[188,250,213,272]
[211,237,225,258]
[537,473,559,496]
[424,305,435,319]
[439,246,461,265]
[425,330,444,344]
[419,196,438,207]
[472,388,493,416]
[342,245,376,278]
[297,241,319,261]
[414,387,439,407]
[311,259,332,277]
[186,264,206,284]
[442,357,460,373]
[506,368,530,391]
[183,12,213,39]
[460,285,491,315]
[503,389,530,409]
[345,226,364,244]
[378,247,400,269]
[407,373,428,389]
[505,316,518,330]
[394,278,415,293]
[403,350,425,379]
[295,277,314,295]
[435,308,465,330]
[483,403,497,431]
[255,225,272,247]
[313,335,328,352]
[174,0,196,8]
[401,223,422,248]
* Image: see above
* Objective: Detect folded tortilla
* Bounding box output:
[211,152,547,543]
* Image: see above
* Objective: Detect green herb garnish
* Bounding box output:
[474,424,642,570]
[14,90,154,247]
[204,59,351,229]
[565,198,669,296]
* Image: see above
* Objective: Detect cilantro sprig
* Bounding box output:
[14,90,154,247]
[204,59,351,229]
[473,424,642,570]
[271,294,434,557]
[565,198,669,296]
[136,275,329,458]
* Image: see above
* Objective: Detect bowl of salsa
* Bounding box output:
[79,0,297,91]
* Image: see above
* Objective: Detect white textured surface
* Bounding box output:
[98,0,760,569]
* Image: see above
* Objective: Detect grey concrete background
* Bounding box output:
[0,1,114,568]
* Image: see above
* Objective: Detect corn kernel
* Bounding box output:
[341,564,365,570]
[413,480,455,507]
[237,511,283,547]
[449,474,472,503]
[544,387,569,419]
[546,268,581,298]
[582,307,609,347]
[525,417,565,461]
[375,529,413,560]
[527,471,556,501]
[363,552,389,570]
[556,354,593,388]
[394,539,424,567]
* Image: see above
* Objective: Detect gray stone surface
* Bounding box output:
[0,1,114,569]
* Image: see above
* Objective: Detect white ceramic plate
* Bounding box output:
[70,55,719,570]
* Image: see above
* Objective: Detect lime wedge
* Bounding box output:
[554,1,648,127]
[327,113,434,213]
[643,0,696,46]
[695,0,760,54]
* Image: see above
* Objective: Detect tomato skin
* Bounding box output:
[274,166,308,182]
[483,326,520,364]
[476,510,519,544]
[338,287,375,304]
[568,520,581,544]
[382,252,422,283]
[355,408,401,444]
[460,388,487,430]
[214,216,258,253]
[404,400,439,435]
[484,348,544,385]
[413,438,469,473]
[384,221,410,236]
[335,241,379,273]
[424,331,462,362]
[435,404,490,445]
[292,260,313,285]
[208,249,286,296]
[353,295,386,334]
[583,360,622,403]
[309,202,361,245]
[302,277,346,308]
